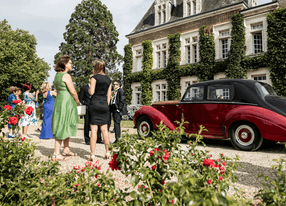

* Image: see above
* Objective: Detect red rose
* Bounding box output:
[207,179,212,185]
[222,161,226,166]
[8,117,18,125]
[108,154,121,171]
[220,171,225,174]
[219,166,225,171]
[97,183,100,187]
[4,105,12,110]
[203,159,215,167]
[162,150,169,161]
[12,100,22,104]
[160,181,165,185]
[24,106,33,116]
[151,165,156,170]
[95,174,98,178]
[221,153,223,156]
[73,166,80,170]
[219,176,223,180]
[97,166,101,170]
[217,159,220,162]
[73,184,79,187]
[150,150,155,156]
[21,137,25,141]
[209,154,212,157]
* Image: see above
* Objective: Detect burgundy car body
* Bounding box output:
[134,79,286,151]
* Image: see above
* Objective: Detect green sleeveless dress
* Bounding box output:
[52,72,78,140]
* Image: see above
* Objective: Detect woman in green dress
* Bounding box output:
[52,55,80,161]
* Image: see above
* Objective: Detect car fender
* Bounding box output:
[223,105,286,142]
[134,106,177,131]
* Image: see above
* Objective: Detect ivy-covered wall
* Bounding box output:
[267,7,286,96]
[225,13,246,79]
[140,40,153,106]
[165,33,181,100]
[123,44,133,105]
[123,8,286,105]
[198,26,215,81]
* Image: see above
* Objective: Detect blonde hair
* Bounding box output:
[8,86,17,94]
[41,82,52,93]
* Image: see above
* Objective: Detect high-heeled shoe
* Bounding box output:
[105,152,110,159]
[89,154,95,161]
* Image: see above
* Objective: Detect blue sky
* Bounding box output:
[0,0,271,84]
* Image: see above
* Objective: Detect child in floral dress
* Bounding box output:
[20,83,39,139]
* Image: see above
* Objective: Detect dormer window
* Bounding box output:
[184,0,201,17]
[155,1,171,25]
[193,1,196,15]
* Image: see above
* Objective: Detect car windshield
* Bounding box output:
[255,82,277,98]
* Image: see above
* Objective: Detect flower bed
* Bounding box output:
[0,106,285,205]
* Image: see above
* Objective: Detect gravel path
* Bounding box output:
[3,122,286,202]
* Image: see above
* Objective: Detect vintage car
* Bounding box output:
[134,79,286,151]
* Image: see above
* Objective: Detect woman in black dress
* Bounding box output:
[88,59,112,161]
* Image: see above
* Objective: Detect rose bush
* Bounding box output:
[0,117,284,205]
[0,103,26,137]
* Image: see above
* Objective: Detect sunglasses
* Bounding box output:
[113,84,119,86]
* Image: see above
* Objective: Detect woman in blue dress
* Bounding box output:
[39,82,56,139]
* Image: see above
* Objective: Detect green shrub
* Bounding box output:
[255,157,286,205]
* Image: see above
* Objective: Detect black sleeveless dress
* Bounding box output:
[88,74,111,125]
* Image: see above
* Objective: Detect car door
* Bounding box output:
[177,85,205,134]
[202,83,236,137]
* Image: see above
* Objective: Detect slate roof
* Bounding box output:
[128,0,247,36]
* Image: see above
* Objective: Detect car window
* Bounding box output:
[255,82,277,98]
[207,84,233,100]
[183,86,204,101]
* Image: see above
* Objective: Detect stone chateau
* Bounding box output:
[125,0,286,105]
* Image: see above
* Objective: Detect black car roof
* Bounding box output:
[189,79,259,87]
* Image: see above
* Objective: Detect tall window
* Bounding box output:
[154,83,167,101]
[185,37,198,64]
[156,43,168,68]
[135,50,142,72]
[221,39,228,59]
[219,30,230,59]
[158,11,161,25]
[135,87,141,105]
[157,52,161,69]
[163,51,167,68]
[252,23,263,54]
[253,33,263,54]
[186,46,191,64]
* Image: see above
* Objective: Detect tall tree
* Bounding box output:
[55,0,123,89]
[0,19,50,106]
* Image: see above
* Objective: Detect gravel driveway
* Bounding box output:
[2,123,286,202]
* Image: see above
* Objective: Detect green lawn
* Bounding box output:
[78,117,134,128]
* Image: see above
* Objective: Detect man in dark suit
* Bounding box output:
[110,80,127,143]
[79,75,103,145]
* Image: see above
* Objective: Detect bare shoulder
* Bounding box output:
[62,73,72,82]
